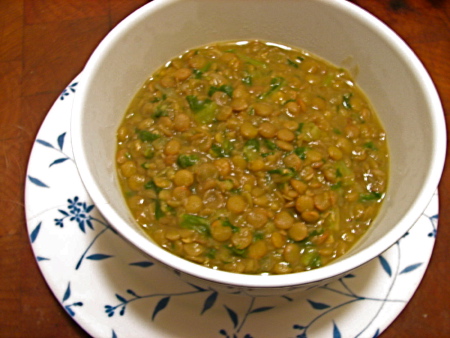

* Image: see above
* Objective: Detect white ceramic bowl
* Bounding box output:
[71,0,446,295]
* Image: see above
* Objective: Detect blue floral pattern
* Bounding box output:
[24,77,439,338]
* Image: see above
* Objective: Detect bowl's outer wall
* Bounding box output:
[72,0,446,291]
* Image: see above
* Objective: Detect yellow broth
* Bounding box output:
[116,40,389,275]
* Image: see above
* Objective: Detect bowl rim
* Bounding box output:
[71,0,446,289]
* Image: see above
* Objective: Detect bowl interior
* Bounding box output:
[71,0,445,288]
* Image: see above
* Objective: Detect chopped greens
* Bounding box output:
[294,147,307,160]
[259,76,284,99]
[180,214,211,236]
[208,84,233,98]
[186,95,218,124]
[221,218,240,233]
[177,154,199,168]
[144,180,162,193]
[264,139,278,151]
[287,58,299,68]
[268,168,295,177]
[242,75,253,86]
[226,245,247,257]
[154,199,165,220]
[136,129,160,142]
[360,191,384,202]
[342,93,353,110]
[364,142,378,150]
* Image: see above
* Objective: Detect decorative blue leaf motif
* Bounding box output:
[249,306,274,314]
[63,282,71,302]
[65,302,83,317]
[86,253,113,261]
[378,255,392,277]
[187,282,207,292]
[129,261,154,268]
[307,299,331,310]
[112,329,118,338]
[36,256,50,261]
[333,321,341,338]
[49,157,69,167]
[201,291,218,315]
[152,297,170,320]
[399,263,422,274]
[224,305,239,328]
[372,328,380,337]
[57,132,66,150]
[58,209,69,216]
[86,219,94,230]
[60,82,78,100]
[116,293,127,303]
[343,273,355,278]
[36,139,55,148]
[30,222,42,243]
[28,175,49,188]
[65,305,75,317]
[126,289,138,297]
[293,325,305,330]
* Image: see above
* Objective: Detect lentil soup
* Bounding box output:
[116,40,389,275]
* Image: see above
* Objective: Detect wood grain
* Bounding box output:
[0,1,448,337]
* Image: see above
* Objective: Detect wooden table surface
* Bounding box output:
[1,0,448,337]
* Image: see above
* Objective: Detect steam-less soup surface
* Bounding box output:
[116,40,389,275]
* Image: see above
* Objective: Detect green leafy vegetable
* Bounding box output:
[268,168,295,177]
[226,245,247,257]
[301,247,322,269]
[192,69,203,79]
[205,248,217,259]
[294,147,307,160]
[342,93,353,110]
[236,53,267,68]
[177,154,199,168]
[221,218,240,233]
[287,58,299,68]
[211,142,233,158]
[244,139,260,151]
[242,75,253,86]
[330,181,342,190]
[208,85,233,98]
[192,62,212,79]
[152,105,168,118]
[180,214,211,236]
[154,199,165,220]
[364,142,378,150]
[144,180,162,193]
[359,191,384,202]
[243,139,260,160]
[136,129,161,142]
[186,95,218,124]
[253,231,265,241]
[259,77,284,99]
[264,139,278,151]
[143,148,154,159]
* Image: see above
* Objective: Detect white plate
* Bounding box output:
[25,75,439,338]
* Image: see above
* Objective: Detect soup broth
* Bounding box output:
[116,40,389,275]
